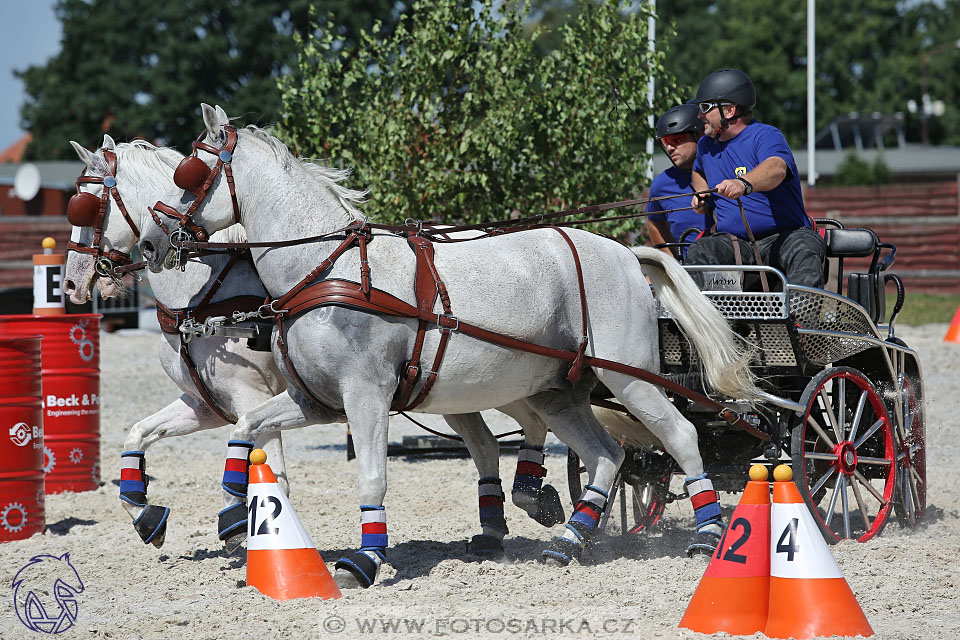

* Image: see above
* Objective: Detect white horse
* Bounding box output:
[63,136,563,558]
[130,104,759,588]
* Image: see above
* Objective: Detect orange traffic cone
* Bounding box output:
[764,465,873,639]
[679,464,771,635]
[944,305,960,343]
[245,449,341,600]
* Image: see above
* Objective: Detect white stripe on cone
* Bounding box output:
[770,502,843,579]
[246,481,317,552]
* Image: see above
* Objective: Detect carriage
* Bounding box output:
[570,219,926,545]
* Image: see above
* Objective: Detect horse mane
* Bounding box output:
[242,125,368,221]
[210,223,247,244]
[108,139,183,193]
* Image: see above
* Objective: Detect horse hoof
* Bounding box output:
[334,569,365,590]
[223,532,246,554]
[467,535,504,558]
[534,485,566,527]
[685,530,721,557]
[540,551,570,567]
[133,504,170,547]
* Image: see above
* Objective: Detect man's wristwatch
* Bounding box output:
[736,176,754,195]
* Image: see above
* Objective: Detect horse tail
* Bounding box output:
[631,247,760,402]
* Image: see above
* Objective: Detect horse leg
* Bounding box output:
[121,394,225,547]
[333,391,391,589]
[496,401,565,527]
[522,390,624,566]
[599,371,724,556]
[442,413,507,557]
[219,391,339,553]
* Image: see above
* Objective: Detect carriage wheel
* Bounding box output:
[565,447,668,535]
[894,375,926,528]
[791,366,896,543]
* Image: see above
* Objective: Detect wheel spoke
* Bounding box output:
[837,377,846,436]
[806,414,836,448]
[805,451,839,462]
[819,387,842,443]
[850,473,872,529]
[840,475,852,539]
[853,469,887,503]
[810,464,838,497]
[854,418,885,448]
[824,475,843,527]
[848,390,868,442]
[909,470,922,509]
[856,456,893,466]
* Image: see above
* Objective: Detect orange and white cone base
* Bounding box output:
[245,454,341,600]
[764,468,873,639]
[679,466,771,636]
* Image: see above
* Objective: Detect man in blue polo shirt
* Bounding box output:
[646,103,713,258]
[686,69,825,288]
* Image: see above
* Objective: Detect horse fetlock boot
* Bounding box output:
[335,549,384,589]
[133,505,170,547]
[513,445,551,524]
[119,450,148,508]
[221,440,254,498]
[542,485,608,566]
[684,473,724,557]
[467,534,505,558]
[477,477,508,542]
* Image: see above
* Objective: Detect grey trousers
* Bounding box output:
[684,227,827,289]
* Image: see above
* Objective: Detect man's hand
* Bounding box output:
[716,178,748,199]
[692,193,713,214]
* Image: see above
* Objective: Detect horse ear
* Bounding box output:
[214,104,229,125]
[102,134,116,150]
[201,103,221,139]
[70,141,100,170]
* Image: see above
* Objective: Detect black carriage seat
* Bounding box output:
[821,226,894,324]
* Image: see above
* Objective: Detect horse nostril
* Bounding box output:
[63,279,77,294]
[141,240,155,258]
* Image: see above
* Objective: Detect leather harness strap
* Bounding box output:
[154,252,265,424]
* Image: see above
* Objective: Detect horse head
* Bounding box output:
[12,552,85,634]
[64,135,184,302]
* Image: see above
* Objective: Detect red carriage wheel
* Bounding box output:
[791,366,896,543]
[894,374,926,528]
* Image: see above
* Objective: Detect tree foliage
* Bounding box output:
[277,0,675,229]
[658,0,960,147]
[15,0,401,160]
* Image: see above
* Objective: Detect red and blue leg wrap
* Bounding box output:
[120,450,147,506]
[478,477,508,537]
[222,440,253,497]
[685,474,723,532]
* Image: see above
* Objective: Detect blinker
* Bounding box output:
[67,192,101,227]
[173,156,210,192]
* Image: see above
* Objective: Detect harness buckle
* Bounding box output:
[437,313,459,333]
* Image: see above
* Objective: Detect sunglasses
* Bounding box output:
[698,101,731,114]
[660,133,694,147]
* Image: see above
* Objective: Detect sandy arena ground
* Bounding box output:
[0,324,957,639]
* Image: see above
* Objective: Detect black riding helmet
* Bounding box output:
[655,103,705,139]
[695,69,756,111]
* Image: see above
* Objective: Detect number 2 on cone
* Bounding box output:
[716,517,751,564]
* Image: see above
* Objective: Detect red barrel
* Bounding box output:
[0,336,46,541]
[0,315,101,493]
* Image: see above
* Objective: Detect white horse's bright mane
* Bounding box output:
[242,125,368,221]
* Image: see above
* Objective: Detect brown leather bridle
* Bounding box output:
[67,150,141,280]
[147,125,243,265]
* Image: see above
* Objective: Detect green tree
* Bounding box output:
[277,0,675,229]
[16,0,403,160]
[658,0,960,147]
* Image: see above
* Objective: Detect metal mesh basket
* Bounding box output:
[788,287,880,365]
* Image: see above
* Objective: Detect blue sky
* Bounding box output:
[0,1,61,154]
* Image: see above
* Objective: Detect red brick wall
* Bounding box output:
[0,187,71,217]
[804,180,960,295]
[0,218,72,289]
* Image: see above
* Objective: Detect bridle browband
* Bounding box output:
[148,125,243,267]
[67,149,141,281]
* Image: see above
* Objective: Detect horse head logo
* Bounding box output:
[12,553,84,634]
